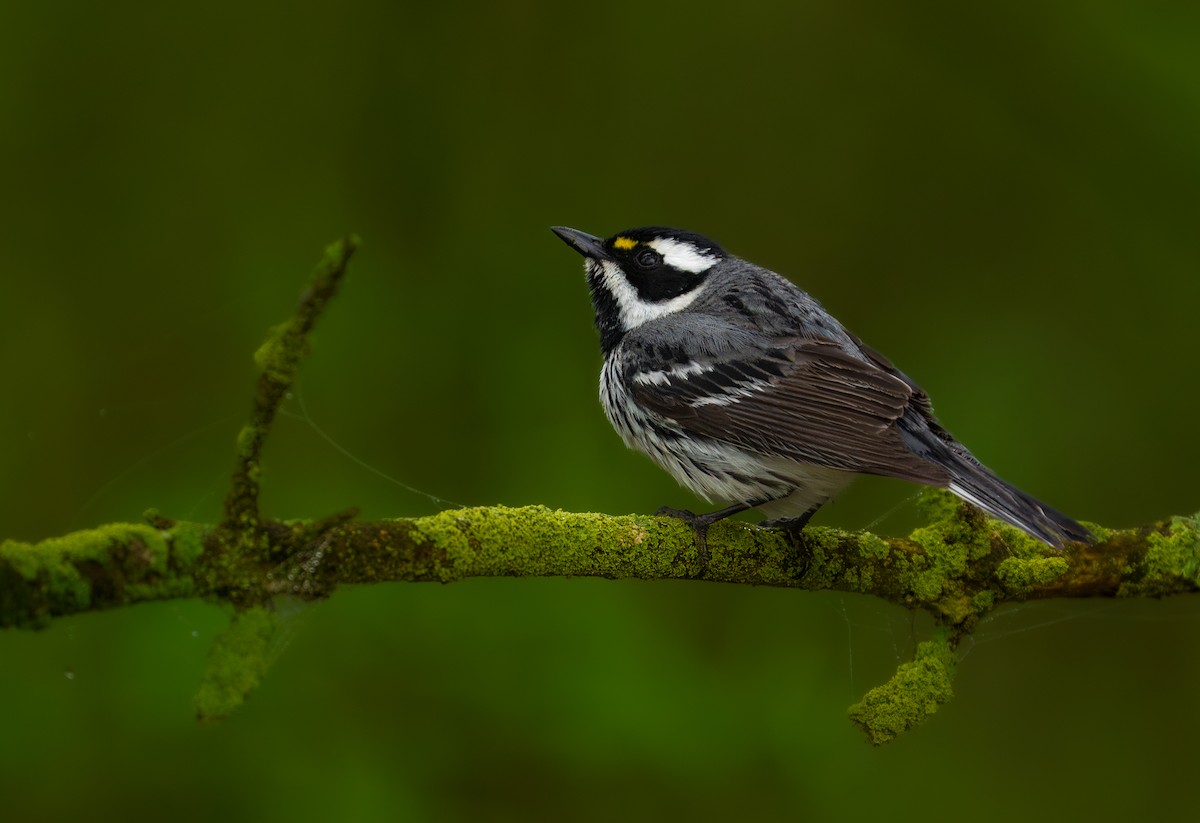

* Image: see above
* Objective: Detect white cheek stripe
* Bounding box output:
[646,237,718,274]
[594,260,707,330]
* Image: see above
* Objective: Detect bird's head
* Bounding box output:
[552,226,727,351]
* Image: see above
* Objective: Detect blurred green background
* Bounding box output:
[3,1,1199,820]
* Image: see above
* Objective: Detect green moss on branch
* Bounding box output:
[0,521,206,628]
[6,498,1192,743]
[5,499,1198,632]
[194,605,284,722]
[849,630,957,746]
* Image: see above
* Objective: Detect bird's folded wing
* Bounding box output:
[628,336,949,484]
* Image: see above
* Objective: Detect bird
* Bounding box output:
[551,224,1092,562]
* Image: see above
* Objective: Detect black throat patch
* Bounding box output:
[586,267,625,354]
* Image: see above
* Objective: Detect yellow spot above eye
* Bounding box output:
[613,237,637,250]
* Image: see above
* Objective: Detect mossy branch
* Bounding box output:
[3,500,1196,736]
[2,237,1196,743]
[224,236,357,529]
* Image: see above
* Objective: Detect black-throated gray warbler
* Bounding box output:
[552,225,1092,556]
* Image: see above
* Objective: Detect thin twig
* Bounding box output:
[223,236,358,528]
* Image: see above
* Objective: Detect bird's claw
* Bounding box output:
[758,506,817,536]
[655,506,698,523]
[655,507,713,574]
[758,514,815,579]
[758,517,810,535]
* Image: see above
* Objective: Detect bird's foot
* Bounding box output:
[758,504,818,536]
[655,506,719,574]
[758,510,819,579]
[758,515,813,535]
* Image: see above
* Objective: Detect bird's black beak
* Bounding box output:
[551,226,611,261]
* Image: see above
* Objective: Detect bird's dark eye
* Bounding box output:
[634,248,661,269]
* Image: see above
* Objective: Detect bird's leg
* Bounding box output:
[656,498,772,574]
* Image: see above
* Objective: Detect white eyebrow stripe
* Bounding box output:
[645,237,718,274]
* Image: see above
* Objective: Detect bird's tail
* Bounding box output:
[943,452,1093,549]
